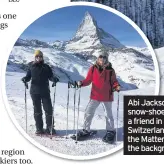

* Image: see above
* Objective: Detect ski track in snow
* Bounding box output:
[6,71,155,156]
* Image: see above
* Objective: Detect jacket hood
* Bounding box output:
[94,61,112,70]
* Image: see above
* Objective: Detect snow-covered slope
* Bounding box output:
[6,71,123,156]
[65,12,125,53]
[8,46,140,90]
[5,46,156,156]
[8,46,91,82]
[155,47,164,63]
[5,51,156,156]
[155,47,164,77]
[155,47,164,94]
[5,70,155,156]
[85,47,155,89]
[49,40,66,50]
[126,46,152,58]
[108,48,155,89]
[8,44,156,90]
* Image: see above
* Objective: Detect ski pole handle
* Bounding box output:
[68,82,71,88]
[72,81,77,88]
[113,86,121,92]
[74,81,81,88]
[74,81,79,88]
[68,81,76,88]
[68,81,81,88]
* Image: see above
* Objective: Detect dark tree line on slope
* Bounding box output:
[71,0,164,49]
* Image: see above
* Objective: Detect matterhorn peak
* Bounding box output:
[84,11,94,22]
[66,11,125,51]
[74,11,98,39]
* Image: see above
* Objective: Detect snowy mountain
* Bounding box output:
[49,40,66,50]
[8,47,90,82]
[72,0,164,49]
[8,46,139,90]
[65,12,125,53]
[126,46,152,58]
[8,44,155,90]
[107,48,155,89]
[10,12,156,90]
[15,38,52,48]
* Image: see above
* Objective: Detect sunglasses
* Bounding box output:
[99,55,107,59]
[35,55,43,58]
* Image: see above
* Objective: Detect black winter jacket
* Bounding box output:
[23,61,56,95]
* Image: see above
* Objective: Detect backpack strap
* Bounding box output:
[92,65,95,74]
[109,70,113,95]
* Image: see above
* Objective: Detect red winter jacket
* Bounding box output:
[81,63,119,102]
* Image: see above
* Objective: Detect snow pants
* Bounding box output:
[83,99,114,131]
[31,93,54,130]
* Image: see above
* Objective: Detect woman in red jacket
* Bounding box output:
[77,54,120,143]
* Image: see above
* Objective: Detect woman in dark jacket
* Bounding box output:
[22,50,59,135]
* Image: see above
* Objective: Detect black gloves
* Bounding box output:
[68,81,82,88]
[52,77,59,87]
[21,77,26,83]
[54,77,59,83]
[22,76,59,88]
[76,81,82,88]
[21,77,28,89]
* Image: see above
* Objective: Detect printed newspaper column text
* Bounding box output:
[0,149,33,164]
[0,14,17,30]
[124,96,164,155]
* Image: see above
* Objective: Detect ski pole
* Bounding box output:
[116,91,120,143]
[50,82,57,139]
[73,81,77,135]
[24,82,28,133]
[66,82,70,138]
[75,87,81,144]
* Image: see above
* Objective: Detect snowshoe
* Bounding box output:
[45,127,56,135]
[102,130,116,144]
[71,130,97,141]
[35,128,45,136]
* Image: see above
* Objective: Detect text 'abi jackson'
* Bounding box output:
[128,99,164,107]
